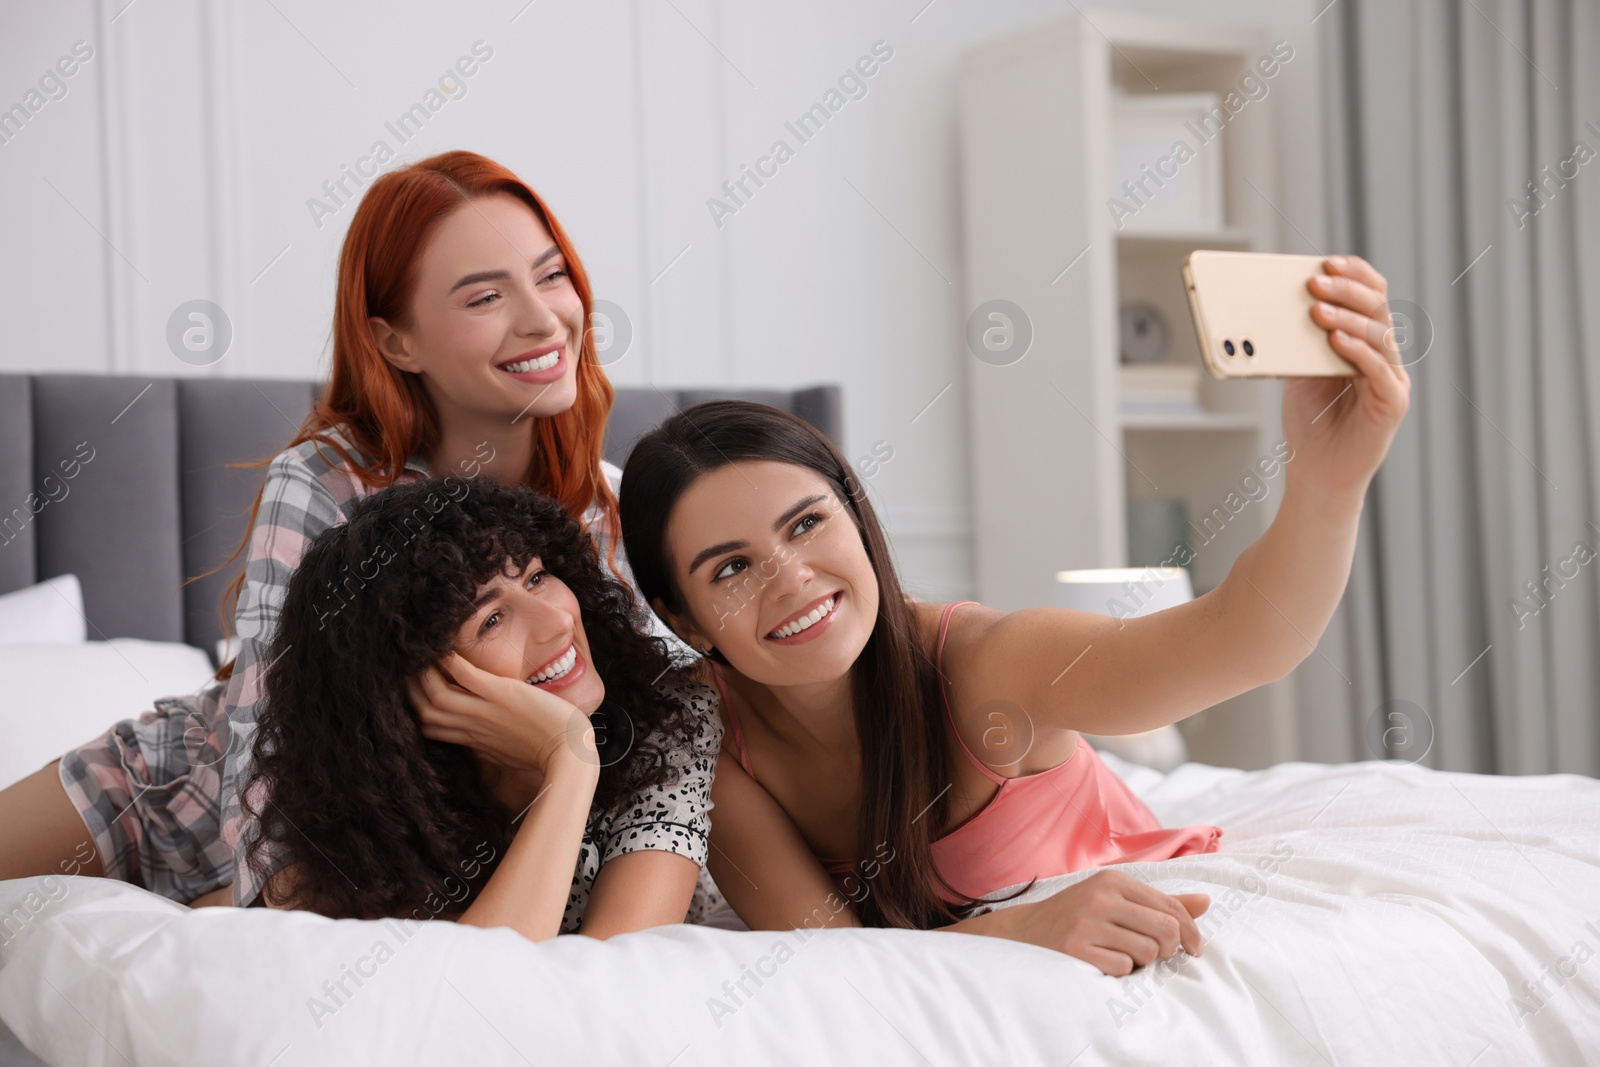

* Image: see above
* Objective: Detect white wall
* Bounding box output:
[0,0,1325,600]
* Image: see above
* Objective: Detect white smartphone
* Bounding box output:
[1182,250,1357,378]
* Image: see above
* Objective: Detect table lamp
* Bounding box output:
[1053,567,1192,771]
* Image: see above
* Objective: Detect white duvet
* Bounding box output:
[2,755,1597,1066]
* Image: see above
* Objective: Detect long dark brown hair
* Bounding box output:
[242,476,691,920]
[620,400,988,929]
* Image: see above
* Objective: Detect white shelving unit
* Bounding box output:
[957,10,1297,768]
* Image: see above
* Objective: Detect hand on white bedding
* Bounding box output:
[407,651,599,786]
[969,870,1208,977]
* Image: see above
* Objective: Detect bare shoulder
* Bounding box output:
[909,599,1006,666]
[920,601,1087,774]
[915,601,998,710]
[910,600,1004,720]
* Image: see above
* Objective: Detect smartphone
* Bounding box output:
[1182,250,1357,378]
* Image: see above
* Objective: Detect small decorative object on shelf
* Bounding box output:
[1118,300,1171,364]
[1118,361,1202,416]
[1109,92,1225,234]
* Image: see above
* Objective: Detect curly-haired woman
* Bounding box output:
[17,477,722,939]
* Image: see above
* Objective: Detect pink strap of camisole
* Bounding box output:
[712,601,1221,900]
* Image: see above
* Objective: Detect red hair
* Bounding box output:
[211,151,618,675]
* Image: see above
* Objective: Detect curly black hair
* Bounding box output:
[242,475,694,920]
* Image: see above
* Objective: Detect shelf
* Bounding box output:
[1116,226,1254,248]
[959,9,1295,769]
[1120,410,1261,431]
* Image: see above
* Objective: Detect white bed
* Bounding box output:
[3,753,1597,1066]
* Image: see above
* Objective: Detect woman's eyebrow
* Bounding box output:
[686,495,827,575]
[688,540,745,575]
[448,246,561,294]
[773,495,826,531]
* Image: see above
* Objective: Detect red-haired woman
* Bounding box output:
[0,152,714,936]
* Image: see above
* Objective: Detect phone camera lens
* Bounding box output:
[1223,340,1235,356]
[1242,340,1254,356]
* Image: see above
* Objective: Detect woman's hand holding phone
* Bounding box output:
[1287,255,1413,504]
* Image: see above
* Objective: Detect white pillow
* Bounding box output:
[1082,726,1189,772]
[0,575,86,646]
[0,639,218,791]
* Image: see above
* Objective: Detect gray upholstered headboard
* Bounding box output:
[0,374,841,660]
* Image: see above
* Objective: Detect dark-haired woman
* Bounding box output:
[620,255,1410,975]
[13,478,722,940]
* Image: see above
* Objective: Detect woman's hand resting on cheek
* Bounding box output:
[1289,255,1413,504]
[976,870,1209,976]
[407,652,599,784]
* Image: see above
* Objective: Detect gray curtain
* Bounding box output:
[1297,0,1600,776]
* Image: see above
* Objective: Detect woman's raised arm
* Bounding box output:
[948,255,1410,738]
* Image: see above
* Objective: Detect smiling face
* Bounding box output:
[453,557,606,715]
[369,192,585,424]
[661,460,880,688]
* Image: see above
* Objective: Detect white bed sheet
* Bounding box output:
[2,756,1597,1066]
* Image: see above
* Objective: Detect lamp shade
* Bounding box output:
[1054,567,1194,619]
[1053,567,1195,772]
